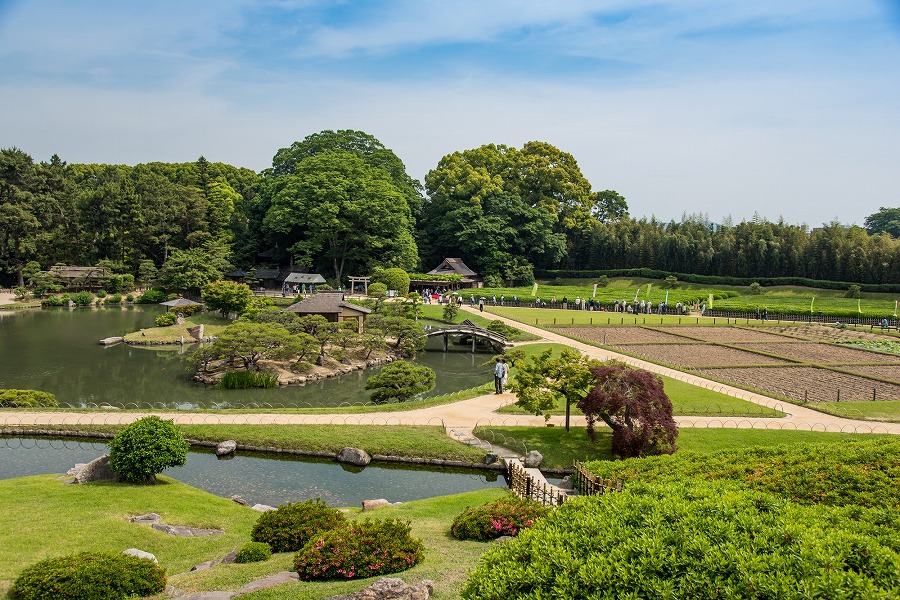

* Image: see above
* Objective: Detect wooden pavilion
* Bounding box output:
[285,292,371,333]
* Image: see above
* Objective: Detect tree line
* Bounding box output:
[2,130,898,289]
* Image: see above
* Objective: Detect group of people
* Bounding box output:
[281,282,318,296]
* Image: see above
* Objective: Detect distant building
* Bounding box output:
[412,257,482,289]
[48,266,109,289]
[285,291,371,333]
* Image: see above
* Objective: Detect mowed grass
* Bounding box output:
[4,424,489,463]
[123,313,231,344]
[471,426,895,470]
[485,305,734,327]
[475,277,900,318]
[419,304,541,341]
[181,488,510,600]
[810,401,900,423]
[0,475,508,599]
[0,475,258,593]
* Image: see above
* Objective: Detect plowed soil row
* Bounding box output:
[557,325,900,402]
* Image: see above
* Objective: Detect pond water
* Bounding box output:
[0,436,506,507]
[0,307,493,409]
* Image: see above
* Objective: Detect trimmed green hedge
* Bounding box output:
[0,389,59,408]
[581,438,900,509]
[463,480,900,599]
[294,518,424,581]
[251,499,346,553]
[535,268,900,293]
[12,551,166,599]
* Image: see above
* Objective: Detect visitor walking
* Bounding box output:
[501,357,509,390]
[493,358,505,394]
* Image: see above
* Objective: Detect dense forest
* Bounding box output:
[2,129,899,289]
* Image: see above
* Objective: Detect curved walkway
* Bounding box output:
[1,306,898,435]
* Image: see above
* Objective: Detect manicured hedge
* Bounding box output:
[451,495,549,541]
[294,518,424,581]
[463,480,900,599]
[251,499,346,553]
[581,438,900,509]
[535,268,900,293]
[0,389,59,408]
[236,541,271,563]
[11,551,166,599]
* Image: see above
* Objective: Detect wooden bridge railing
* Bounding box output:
[507,460,624,508]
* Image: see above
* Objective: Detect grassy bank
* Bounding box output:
[2,424,488,463]
[471,426,894,470]
[123,313,231,344]
[0,475,507,599]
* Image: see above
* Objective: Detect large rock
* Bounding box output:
[230,495,249,506]
[99,336,124,345]
[251,504,277,512]
[362,499,391,511]
[151,523,224,537]
[329,577,434,600]
[187,324,204,341]
[74,455,119,483]
[337,447,371,466]
[215,440,237,456]
[122,548,157,563]
[523,450,544,468]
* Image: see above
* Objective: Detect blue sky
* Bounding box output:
[1,0,898,226]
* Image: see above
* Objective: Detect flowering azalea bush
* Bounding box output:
[251,498,346,553]
[11,551,166,599]
[451,495,549,541]
[294,518,424,581]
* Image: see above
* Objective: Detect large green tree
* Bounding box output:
[422,141,592,276]
[262,149,418,281]
[0,148,45,286]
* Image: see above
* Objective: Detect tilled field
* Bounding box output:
[557,324,900,403]
[671,326,800,342]
[839,365,900,383]
[555,326,689,345]
[733,342,900,364]
[700,366,900,403]
[609,343,790,367]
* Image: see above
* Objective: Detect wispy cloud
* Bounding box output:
[0,0,897,225]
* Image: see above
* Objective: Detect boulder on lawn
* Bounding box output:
[328,577,434,600]
[337,447,371,466]
[362,499,391,511]
[75,455,119,483]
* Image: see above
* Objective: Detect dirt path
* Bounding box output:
[0,291,15,306]
[1,305,898,435]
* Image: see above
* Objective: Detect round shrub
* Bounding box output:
[96,289,108,298]
[0,389,59,408]
[155,311,178,327]
[235,541,272,564]
[462,480,900,599]
[108,416,189,483]
[451,495,549,541]
[136,289,166,304]
[11,551,166,600]
[295,518,424,581]
[106,293,123,304]
[367,282,388,298]
[251,499,346,552]
[377,268,410,296]
[71,291,94,306]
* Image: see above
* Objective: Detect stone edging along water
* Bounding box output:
[0,428,510,473]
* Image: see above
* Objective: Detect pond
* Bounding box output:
[0,436,506,507]
[0,307,493,409]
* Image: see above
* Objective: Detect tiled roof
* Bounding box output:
[285,292,372,315]
[426,257,478,277]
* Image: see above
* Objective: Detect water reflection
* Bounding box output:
[0,437,506,507]
[0,307,492,409]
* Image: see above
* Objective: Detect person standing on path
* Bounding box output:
[501,357,509,390]
[493,358,505,394]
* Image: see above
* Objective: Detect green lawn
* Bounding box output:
[123,313,231,344]
[3,424,489,463]
[472,277,900,319]
[0,475,508,599]
[419,304,541,341]
[809,401,900,423]
[471,426,894,470]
